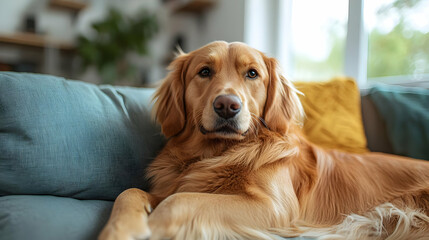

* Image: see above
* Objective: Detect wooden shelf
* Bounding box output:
[174,0,215,14]
[0,32,75,51]
[49,0,87,13]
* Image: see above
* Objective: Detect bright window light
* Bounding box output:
[290,0,349,81]
[366,0,429,81]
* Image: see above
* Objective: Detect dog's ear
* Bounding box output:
[263,57,304,134]
[153,53,189,138]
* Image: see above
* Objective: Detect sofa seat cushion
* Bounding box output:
[0,195,313,240]
[368,84,429,160]
[0,195,112,240]
[0,72,165,200]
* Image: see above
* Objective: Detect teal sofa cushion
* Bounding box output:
[0,72,165,200]
[0,195,313,240]
[368,84,429,160]
[0,195,112,240]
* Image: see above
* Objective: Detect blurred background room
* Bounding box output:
[0,0,428,87]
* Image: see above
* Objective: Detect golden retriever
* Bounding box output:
[99,41,429,240]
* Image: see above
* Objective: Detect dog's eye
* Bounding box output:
[198,67,211,78]
[246,69,258,79]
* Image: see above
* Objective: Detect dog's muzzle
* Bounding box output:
[199,94,248,137]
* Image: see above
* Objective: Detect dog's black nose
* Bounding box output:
[213,94,242,119]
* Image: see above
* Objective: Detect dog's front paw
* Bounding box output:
[148,194,191,240]
[98,220,151,240]
[147,206,177,240]
[98,226,131,240]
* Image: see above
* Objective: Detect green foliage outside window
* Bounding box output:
[368,21,429,78]
[293,0,429,81]
[367,0,429,79]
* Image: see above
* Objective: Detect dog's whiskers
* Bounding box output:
[248,113,266,138]
[250,113,269,130]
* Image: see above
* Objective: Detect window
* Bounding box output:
[366,0,429,82]
[247,0,429,85]
[290,0,348,81]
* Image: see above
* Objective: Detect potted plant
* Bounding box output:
[77,8,158,84]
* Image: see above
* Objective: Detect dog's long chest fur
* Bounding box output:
[147,130,298,196]
[149,128,429,226]
[149,132,429,229]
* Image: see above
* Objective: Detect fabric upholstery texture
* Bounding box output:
[295,77,369,153]
[0,72,165,200]
[360,92,394,153]
[0,195,112,240]
[0,194,311,240]
[368,84,429,160]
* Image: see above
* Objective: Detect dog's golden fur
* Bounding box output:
[99,41,429,240]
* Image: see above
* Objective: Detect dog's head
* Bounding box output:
[153,41,303,140]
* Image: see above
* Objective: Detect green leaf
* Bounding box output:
[76,7,159,83]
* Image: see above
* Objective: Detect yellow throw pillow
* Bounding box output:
[294,77,369,153]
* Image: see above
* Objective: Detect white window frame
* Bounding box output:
[244,0,428,86]
[345,0,429,85]
[245,0,368,85]
[344,0,367,87]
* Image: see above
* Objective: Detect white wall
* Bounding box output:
[161,0,246,52]
[143,0,247,82]
[243,0,282,58]
[0,0,160,41]
[243,0,294,78]
[198,0,245,48]
[0,0,76,41]
[0,0,247,83]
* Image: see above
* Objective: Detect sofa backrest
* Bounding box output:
[2,72,427,201]
[360,91,394,153]
[0,72,165,201]
[362,84,429,160]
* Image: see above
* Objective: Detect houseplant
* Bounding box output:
[77,8,158,84]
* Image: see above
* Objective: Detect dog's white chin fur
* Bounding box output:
[205,131,247,140]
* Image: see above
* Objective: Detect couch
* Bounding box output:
[0,72,428,240]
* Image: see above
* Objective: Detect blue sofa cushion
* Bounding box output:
[368,84,429,160]
[0,72,165,200]
[0,195,312,240]
[0,195,112,240]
